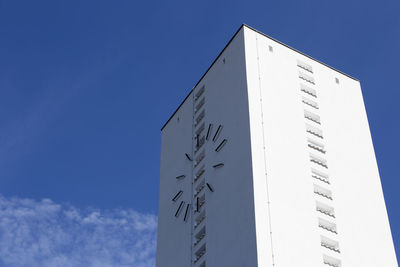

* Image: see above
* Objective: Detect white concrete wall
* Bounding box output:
[245,27,323,267]
[320,68,398,267]
[202,28,258,267]
[157,28,260,267]
[157,94,194,267]
[244,25,398,267]
[158,25,398,267]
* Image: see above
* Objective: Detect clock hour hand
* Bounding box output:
[206,183,214,192]
[185,153,193,161]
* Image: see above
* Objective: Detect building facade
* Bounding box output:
[156,25,398,267]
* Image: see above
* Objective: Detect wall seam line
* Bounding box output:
[255,35,276,267]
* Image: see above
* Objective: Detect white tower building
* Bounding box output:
[156,25,398,267]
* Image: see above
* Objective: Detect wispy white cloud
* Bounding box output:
[0,195,157,267]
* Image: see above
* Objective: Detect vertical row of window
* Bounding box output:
[193,85,207,267]
[297,60,342,267]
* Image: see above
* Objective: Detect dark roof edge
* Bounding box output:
[161,24,359,131]
[242,24,359,82]
[161,24,245,131]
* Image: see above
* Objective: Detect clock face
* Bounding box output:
[171,122,228,222]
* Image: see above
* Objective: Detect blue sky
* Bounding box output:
[0,0,399,265]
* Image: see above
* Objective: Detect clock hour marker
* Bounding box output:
[196,134,200,148]
[215,139,227,152]
[213,125,222,142]
[206,183,214,192]
[206,124,213,140]
[183,204,190,221]
[185,153,193,161]
[175,201,185,217]
[196,197,200,212]
[172,190,183,202]
[176,175,186,180]
[213,163,224,168]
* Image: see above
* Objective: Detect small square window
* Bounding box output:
[335,77,339,84]
[268,45,273,52]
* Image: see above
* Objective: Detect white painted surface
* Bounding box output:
[157,25,398,267]
[157,28,259,267]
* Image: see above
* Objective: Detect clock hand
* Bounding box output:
[172,190,183,202]
[213,163,224,168]
[185,153,193,161]
[215,139,227,152]
[206,183,214,192]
